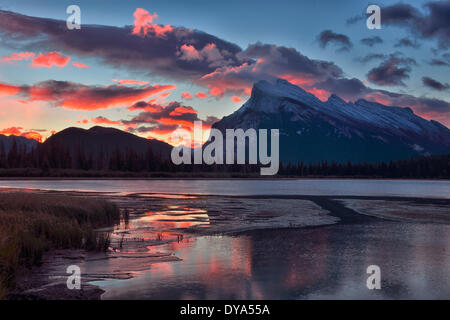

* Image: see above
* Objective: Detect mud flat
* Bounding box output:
[7,189,450,299]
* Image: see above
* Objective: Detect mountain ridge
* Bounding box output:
[44,125,172,159]
[212,79,450,163]
[0,134,39,154]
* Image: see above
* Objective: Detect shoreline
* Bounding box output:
[0,176,449,181]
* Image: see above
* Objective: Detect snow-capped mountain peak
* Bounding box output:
[213,79,450,163]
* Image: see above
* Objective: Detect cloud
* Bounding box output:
[20,131,43,142]
[0,82,21,96]
[347,2,450,49]
[394,37,421,49]
[112,79,150,86]
[360,36,383,47]
[0,126,43,142]
[231,96,242,103]
[178,44,201,61]
[132,8,173,37]
[0,126,22,135]
[31,52,70,68]
[422,76,449,91]
[195,92,207,99]
[428,58,449,66]
[1,51,35,63]
[136,123,179,135]
[0,10,243,81]
[181,92,192,100]
[367,55,417,86]
[1,51,71,68]
[123,101,219,142]
[317,30,353,52]
[177,42,229,68]
[354,53,386,64]
[72,62,89,68]
[90,116,123,125]
[315,77,369,101]
[0,80,176,110]
[381,1,450,49]
[198,42,343,96]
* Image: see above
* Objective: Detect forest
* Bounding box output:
[0,139,448,178]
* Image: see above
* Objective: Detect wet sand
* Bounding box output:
[8,189,450,300]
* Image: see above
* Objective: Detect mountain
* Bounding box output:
[0,134,38,154]
[213,79,450,163]
[44,126,172,159]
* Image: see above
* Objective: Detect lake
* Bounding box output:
[0,179,449,198]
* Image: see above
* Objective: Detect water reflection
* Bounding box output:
[138,207,209,230]
[134,193,199,199]
[97,222,450,299]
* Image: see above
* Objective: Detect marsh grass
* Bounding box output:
[0,192,120,299]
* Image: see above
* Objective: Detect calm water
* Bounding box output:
[0,179,449,198]
[95,222,450,299]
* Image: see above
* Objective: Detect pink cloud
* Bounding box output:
[0,79,176,111]
[113,79,150,86]
[90,116,122,126]
[181,92,192,100]
[231,96,242,103]
[132,8,173,37]
[195,92,207,99]
[0,126,43,142]
[0,83,21,96]
[31,52,70,68]
[72,62,89,68]
[177,43,226,67]
[178,44,201,61]
[209,86,224,97]
[1,52,35,63]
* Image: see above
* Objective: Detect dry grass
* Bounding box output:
[0,192,120,299]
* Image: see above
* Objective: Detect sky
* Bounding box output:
[0,0,449,144]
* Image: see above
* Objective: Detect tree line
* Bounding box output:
[0,139,448,178]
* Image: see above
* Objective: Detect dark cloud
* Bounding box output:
[315,77,369,101]
[134,124,178,134]
[443,52,450,62]
[317,30,353,52]
[346,14,365,25]
[428,58,449,66]
[381,1,450,49]
[347,2,450,49]
[196,42,344,96]
[0,10,343,98]
[367,55,417,86]
[360,36,383,47]
[0,10,243,80]
[394,37,421,49]
[239,43,343,78]
[381,3,422,25]
[422,76,449,91]
[377,89,450,117]
[123,101,218,132]
[354,53,386,64]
